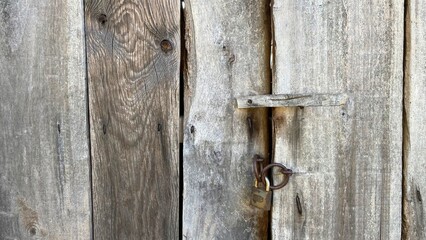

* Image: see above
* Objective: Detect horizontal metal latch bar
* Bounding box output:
[236,93,348,109]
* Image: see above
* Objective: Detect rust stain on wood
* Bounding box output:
[182,0,271,239]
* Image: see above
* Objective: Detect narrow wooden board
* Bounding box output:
[271,1,403,239]
[403,1,426,238]
[182,0,271,239]
[236,93,348,108]
[0,1,91,239]
[85,0,180,239]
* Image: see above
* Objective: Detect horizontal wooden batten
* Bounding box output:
[237,93,348,108]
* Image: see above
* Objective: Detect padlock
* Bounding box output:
[252,177,272,210]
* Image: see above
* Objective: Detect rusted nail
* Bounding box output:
[247,117,253,131]
[417,188,422,202]
[296,194,303,215]
[247,117,253,138]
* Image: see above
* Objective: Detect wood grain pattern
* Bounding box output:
[85,0,180,239]
[271,1,404,239]
[182,0,271,239]
[403,0,426,238]
[0,0,91,239]
[237,93,348,108]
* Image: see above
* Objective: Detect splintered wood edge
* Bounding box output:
[236,93,349,108]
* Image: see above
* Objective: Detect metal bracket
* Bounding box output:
[236,93,348,109]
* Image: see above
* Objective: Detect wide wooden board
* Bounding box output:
[271,1,404,239]
[0,0,91,239]
[182,0,271,239]
[85,0,180,238]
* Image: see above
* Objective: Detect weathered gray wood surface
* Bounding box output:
[182,0,271,239]
[0,0,91,239]
[403,1,426,239]
[271,1,404,239]
[237,93,348,108]
[85,0,180,239]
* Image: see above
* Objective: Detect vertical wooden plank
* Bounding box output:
[403,0,426,238]
[183,1,270,239]
[271,1,404,239]
[85,0,180,239]
[0,0,91,239]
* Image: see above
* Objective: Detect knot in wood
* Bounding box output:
[98,14,107,25]
[160,39,173,53]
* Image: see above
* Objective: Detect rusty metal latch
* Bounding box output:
[251,155,293,211]
[253,155,293,190]
[245,94,348,211]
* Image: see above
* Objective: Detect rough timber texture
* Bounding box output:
[85,0,180,239]
[237,93,348,108]
[271,1,404,239]
[403,1,426,239]
[0,0,91,239]
[182,0,271,239]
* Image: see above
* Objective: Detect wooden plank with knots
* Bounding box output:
[85,0,180,238]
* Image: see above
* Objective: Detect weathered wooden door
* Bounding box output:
[182,0,406,239]
[1,0,426,239]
